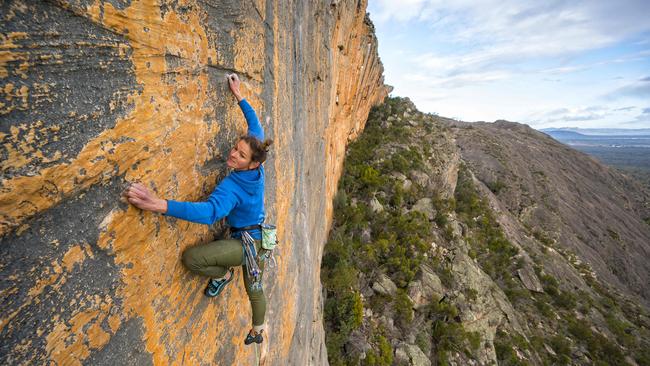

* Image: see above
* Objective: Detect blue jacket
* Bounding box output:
[165,99,265,239]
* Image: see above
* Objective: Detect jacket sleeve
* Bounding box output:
[164,181,238,225]
[238,98,264,140]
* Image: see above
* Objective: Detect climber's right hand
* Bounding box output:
[123,182,168,214]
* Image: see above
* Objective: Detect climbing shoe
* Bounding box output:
[204,268,234,298]
[244,329,263,345]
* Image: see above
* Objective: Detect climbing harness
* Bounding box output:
[233,223,279,269]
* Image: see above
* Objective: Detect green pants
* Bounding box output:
[181,238,266,327]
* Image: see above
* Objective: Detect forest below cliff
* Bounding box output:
[322,97,650,366]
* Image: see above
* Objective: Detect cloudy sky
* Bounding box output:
[367,0,650,129]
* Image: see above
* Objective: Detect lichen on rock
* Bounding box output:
[0,0,386,364]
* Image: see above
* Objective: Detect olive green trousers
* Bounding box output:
[181,238,266,326]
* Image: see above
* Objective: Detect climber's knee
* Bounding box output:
[182,247,201,271]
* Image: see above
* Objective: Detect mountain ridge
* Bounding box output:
[322,96,650,365]
[540,127,650,136]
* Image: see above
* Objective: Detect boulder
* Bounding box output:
[411,198,436,220]
[419,264,445,299]
[391,172,408,181]
[361,228,372,244]
[394,346,410,365]
[378,315,396,333]
[409,170,430,188]
[361,283,375,299]
[396,344,431,366]
[516,265,544,293]
[345,330,371,359]
[407,265,445,310]
[449,219,463,237]
[372,274,398,297]
[407,281,428,310]
[370,197,384,213]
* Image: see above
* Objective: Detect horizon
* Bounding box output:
[367,0,650,129]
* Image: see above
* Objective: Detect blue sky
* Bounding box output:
[367,0,650,128]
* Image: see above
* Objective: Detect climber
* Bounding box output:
[123,73,273,346]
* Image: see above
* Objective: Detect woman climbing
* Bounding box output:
[124,73,272,345]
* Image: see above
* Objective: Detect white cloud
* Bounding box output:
[608,77,650,99]
[524,104,650,128]
[535,106,611,123]
[369,0,650,128]
[403,69,511,89]
[372,0,650,79]
[371,0,430,23]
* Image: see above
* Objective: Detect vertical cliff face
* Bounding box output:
[0,1,387,364]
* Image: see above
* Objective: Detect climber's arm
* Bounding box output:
[124,182,237,225]
[228,73,264,140]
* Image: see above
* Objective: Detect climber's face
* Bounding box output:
[227,139,260,170]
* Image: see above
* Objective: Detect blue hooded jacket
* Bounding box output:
[165,99,265,239]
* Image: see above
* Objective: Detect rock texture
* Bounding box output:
[0,1,387,365]
[454,120,650,304]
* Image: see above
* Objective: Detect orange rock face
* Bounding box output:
[0,0,386,364]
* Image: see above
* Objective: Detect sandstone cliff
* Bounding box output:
[0,1,387,364]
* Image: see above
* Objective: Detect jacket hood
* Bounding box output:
[229,166,265,195]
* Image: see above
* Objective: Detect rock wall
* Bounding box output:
[0,1,387,364]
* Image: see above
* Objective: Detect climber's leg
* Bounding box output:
[243,240,266,328]
[182,239,244,278]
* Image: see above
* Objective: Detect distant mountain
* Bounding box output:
[540,128,650,171]
[541,127,650,136]
[541,130,591,140]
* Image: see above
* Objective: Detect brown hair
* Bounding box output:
[240,135,273,164]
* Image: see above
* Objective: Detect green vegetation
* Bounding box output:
[494,329,528,366]
[486,179,507,194]
[425,297,481,361]
[322,97,477,365]
[394,289,414,327]
[322,96,650,366]
[454,164,524,303]
[365,332,393,366]
[532,229,554,246]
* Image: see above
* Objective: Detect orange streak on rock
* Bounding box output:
[3,0,386,364]
[61,243,90,272]
[45,296,113,365]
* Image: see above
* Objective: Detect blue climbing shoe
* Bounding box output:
[204,268,234,297]
[244,329,263,345]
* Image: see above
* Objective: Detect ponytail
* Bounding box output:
[240,136,274,164]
